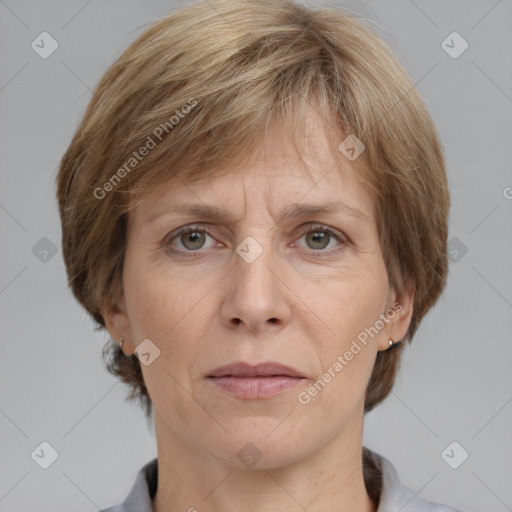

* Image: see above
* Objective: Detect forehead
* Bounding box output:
[131,108,374,227]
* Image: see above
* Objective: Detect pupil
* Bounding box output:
[184,231,204,249]
[309,231,328,249]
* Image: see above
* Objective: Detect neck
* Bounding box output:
[151,410,376,512]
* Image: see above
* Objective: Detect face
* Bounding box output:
[106,109,413,469]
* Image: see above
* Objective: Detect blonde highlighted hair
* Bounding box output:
[56,0,450,417]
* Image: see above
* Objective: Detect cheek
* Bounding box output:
[123,257,208,339]
[300,285,381,414]
[299,263,386,394]
[306,261,387,342]
[123,259,219,398]
[124,264,210,416]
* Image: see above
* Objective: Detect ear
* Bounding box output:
[103,286,135,355]
[377,285,415,352]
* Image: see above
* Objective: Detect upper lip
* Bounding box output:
[208,362,304,378]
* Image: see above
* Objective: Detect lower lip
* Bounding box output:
[208,376,303,399]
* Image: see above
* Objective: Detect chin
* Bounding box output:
[203,419,315,470]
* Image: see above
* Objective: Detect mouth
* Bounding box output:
[208,361,304,378]
[207,362,305,399]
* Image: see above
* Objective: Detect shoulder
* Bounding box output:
[364,448,466,512]
[98,458,158,512]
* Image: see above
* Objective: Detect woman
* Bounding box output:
[56,0,464,510]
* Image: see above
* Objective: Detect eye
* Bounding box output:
[164,224,217,253]
[162,223,346,257]
[293,225,346,255]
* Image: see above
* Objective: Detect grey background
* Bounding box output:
[0,0,511,511]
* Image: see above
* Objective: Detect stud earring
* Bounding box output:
[387,338,402,351]
[119,337,124,348]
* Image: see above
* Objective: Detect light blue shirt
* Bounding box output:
[99,448,464,512]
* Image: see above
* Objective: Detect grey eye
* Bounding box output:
[179,230,208,250]
[305,230,331,250]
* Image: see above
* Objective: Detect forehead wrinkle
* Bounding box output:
[263,175,280,223]
[237,168,281,225]
[247,162,321,225]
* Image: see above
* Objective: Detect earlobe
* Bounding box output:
[103,292,133,352]
[378,286,415,351]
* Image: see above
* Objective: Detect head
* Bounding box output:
[56,0,449,465]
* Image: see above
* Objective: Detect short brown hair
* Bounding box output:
[56,0,450,418]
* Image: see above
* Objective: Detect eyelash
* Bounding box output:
[162,223,347,259]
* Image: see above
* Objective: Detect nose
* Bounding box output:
[220,237,292,335]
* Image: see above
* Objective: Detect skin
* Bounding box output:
[104,107,414,512]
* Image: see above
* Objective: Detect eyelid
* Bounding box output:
[163,223,218,245]
[291,224,347,252]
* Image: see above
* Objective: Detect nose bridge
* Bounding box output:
[222,229,289,332]
[234,232,277,301]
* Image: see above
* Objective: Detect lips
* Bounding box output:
[207,362,304,378]
[207,362,305,399]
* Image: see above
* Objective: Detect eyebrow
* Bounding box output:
[143,200,369,227]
